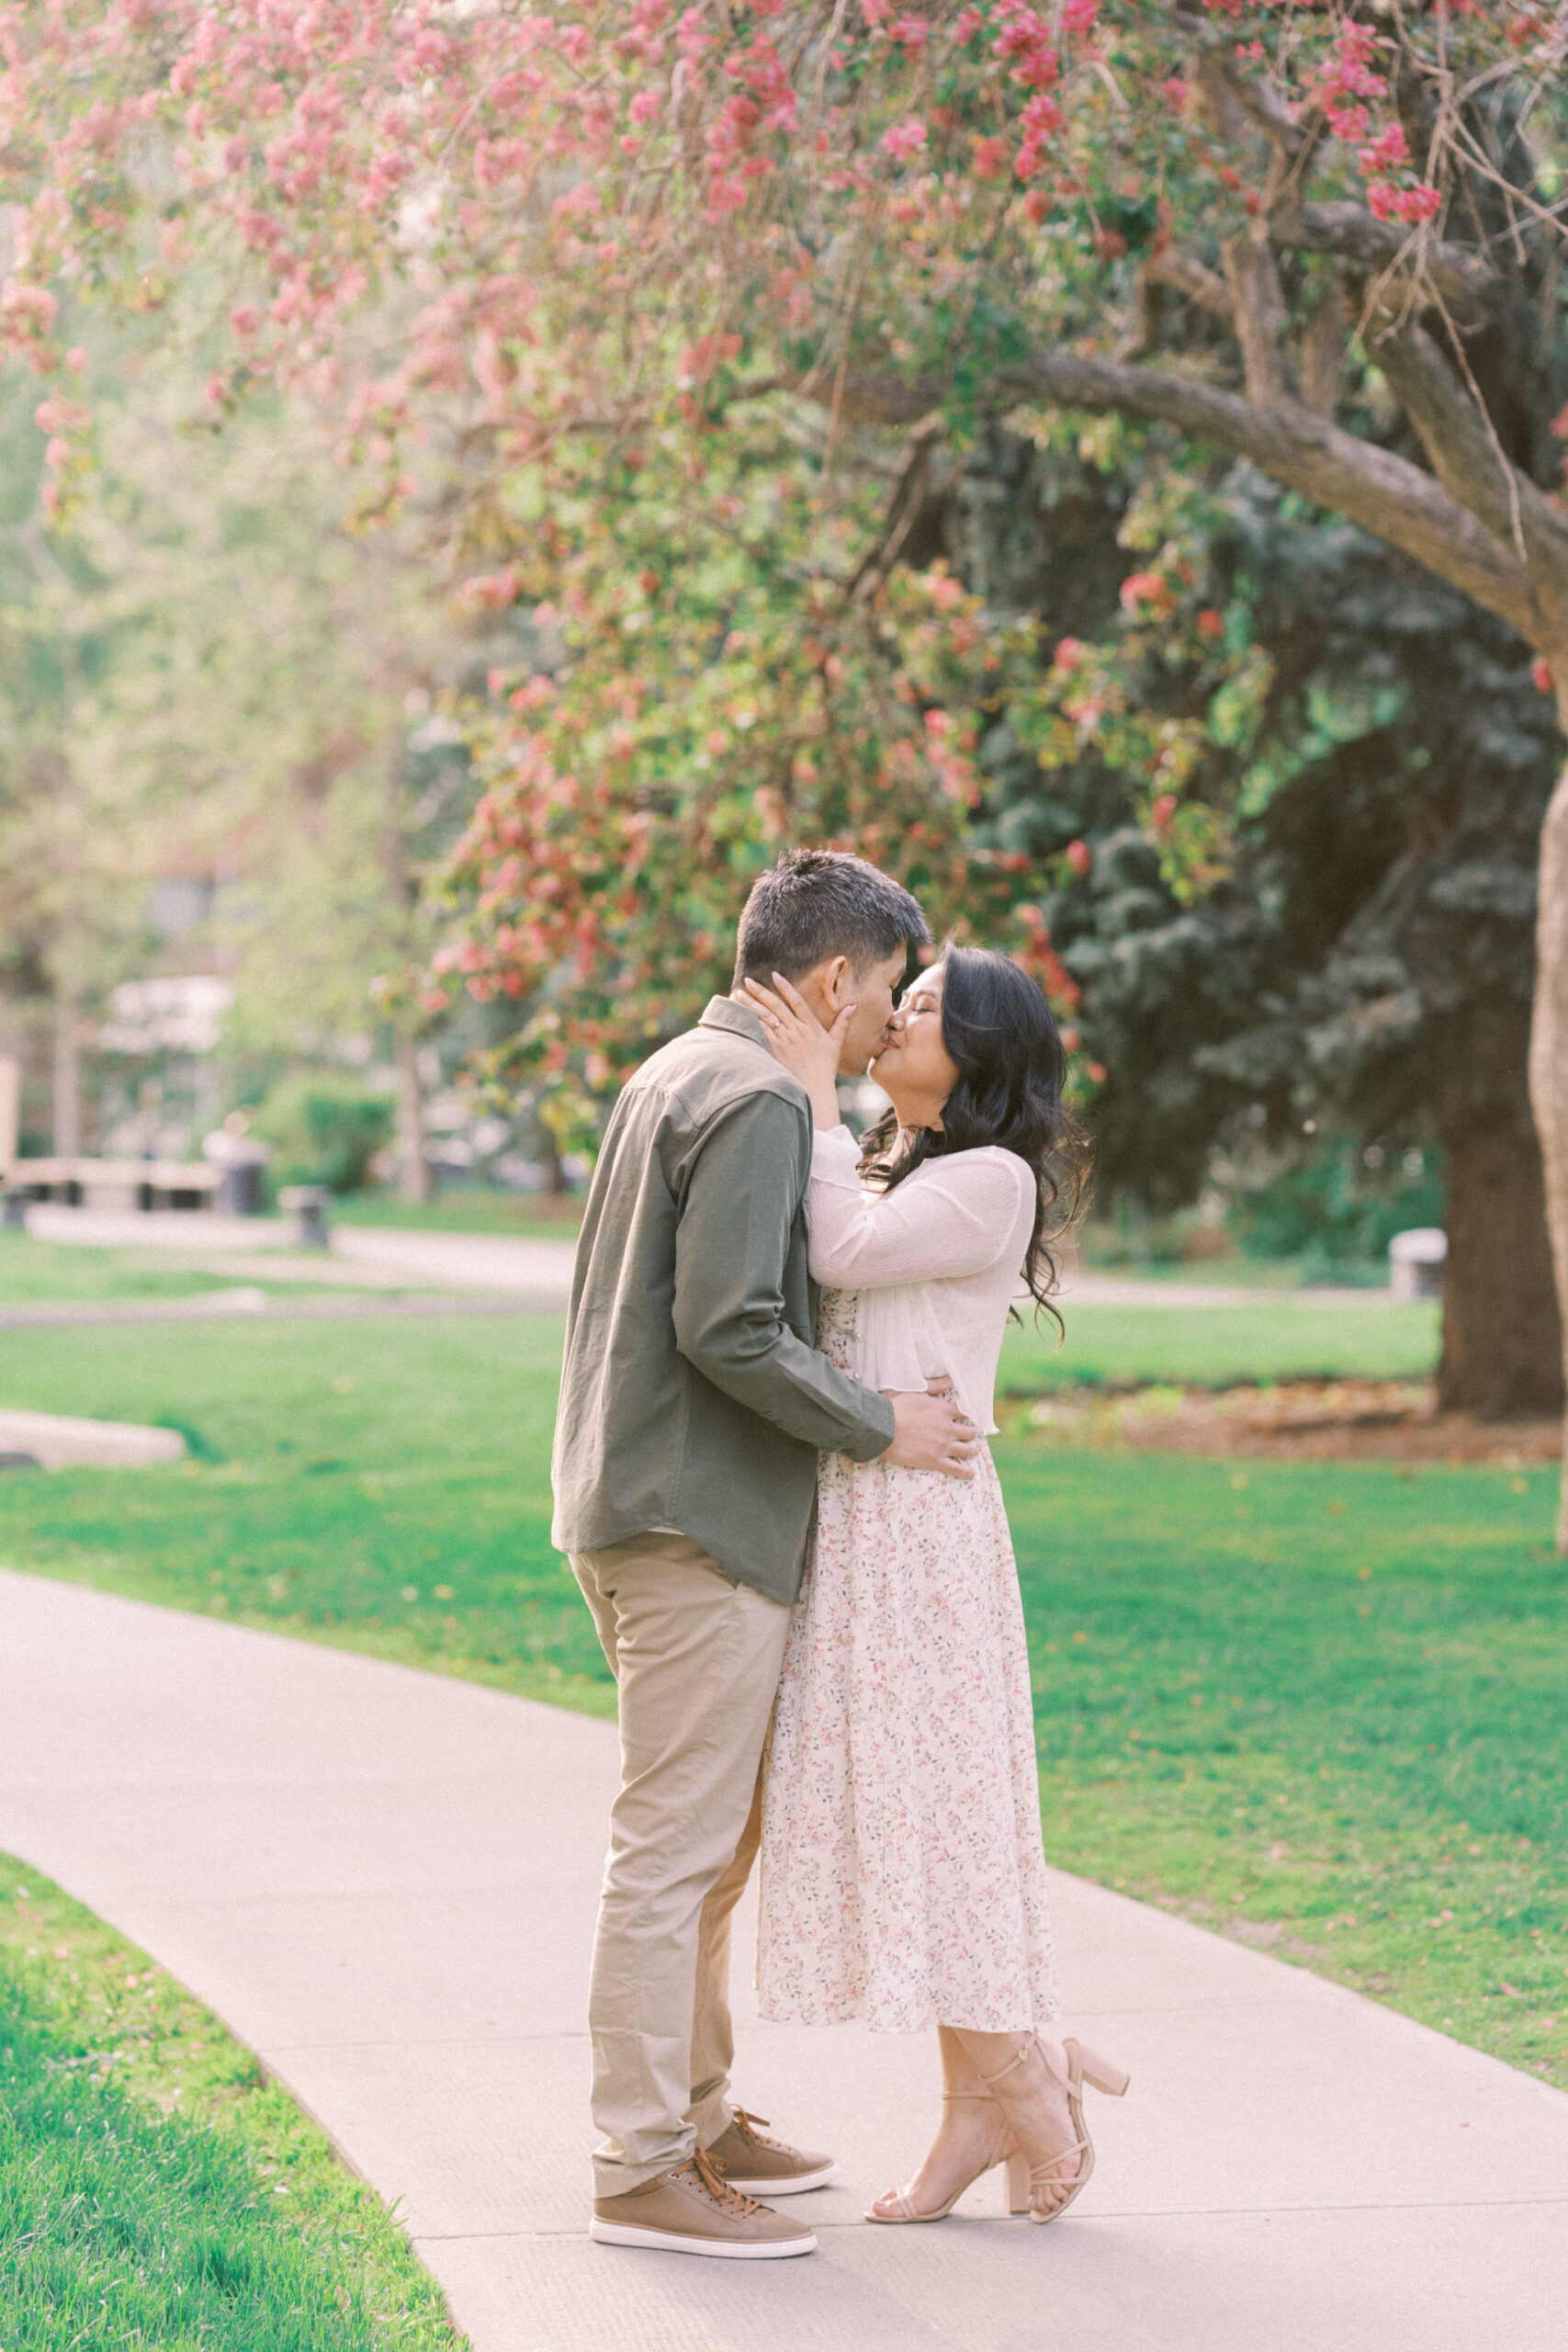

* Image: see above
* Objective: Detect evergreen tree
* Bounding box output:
[946,438,1558,1417]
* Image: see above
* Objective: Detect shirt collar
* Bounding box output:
[698,994,770,1049]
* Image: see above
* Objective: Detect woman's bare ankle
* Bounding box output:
[902,2101,1002,2212]
[937,2020,987,2101]
[951,2025,1030,2080]
[952,2030,1081,2213]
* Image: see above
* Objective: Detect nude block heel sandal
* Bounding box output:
[1078,2044,1131,2098]
[866,2089,1020,2224]
[980,2035,1131,2226]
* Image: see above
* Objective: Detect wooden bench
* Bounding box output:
[2,1157,223,1212]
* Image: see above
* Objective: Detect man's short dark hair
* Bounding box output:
[733,848,930,986]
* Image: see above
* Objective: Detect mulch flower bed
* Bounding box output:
[1007,1378,1559,1465]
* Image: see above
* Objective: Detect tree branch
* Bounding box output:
[1223,227,1291,407]
[1145,250,1232,320]
[1190,40,1307,163]
[1270,202,1499,312]
[1299,281,1349,419]
[987,350,1540,644]
[1213,58,1308,161]
[1371,318,1568,639]
[780,342,1556,648]
[848,417,943,598]
[799,369,944,427]
[1112,265,1164,363]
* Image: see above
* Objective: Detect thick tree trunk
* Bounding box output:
[0,1052,17,1170]
[395,1033,432,1205]
[1528,748,1568,1548]
[537,1119,566,1197]
[51,993,80,1159]
[1437,1102,1563,1419]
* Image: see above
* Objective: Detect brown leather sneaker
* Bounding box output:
[590,2149,817,2259]
[702,2108,838,2197]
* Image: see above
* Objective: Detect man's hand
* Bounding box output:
[882,1378,980,1479]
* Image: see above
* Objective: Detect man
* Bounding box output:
[553,848,979,2261]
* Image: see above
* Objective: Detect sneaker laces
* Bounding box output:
[687,2146,763,2219]
[731,2108,786,2153]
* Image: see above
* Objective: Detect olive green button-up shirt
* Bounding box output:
[549,996,896,1602]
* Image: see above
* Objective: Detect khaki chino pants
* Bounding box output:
[570,1531,790,2196]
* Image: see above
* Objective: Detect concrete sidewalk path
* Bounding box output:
[22,1203,1409,1311]
[0,1291,556,1329]
[0,1568,1562,2352]
[21,1203,581,1297]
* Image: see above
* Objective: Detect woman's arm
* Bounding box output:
[807,1126,1031,1287]
[742,971,850,1127]
[744,967,1032,1287]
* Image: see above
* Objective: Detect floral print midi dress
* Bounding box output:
[757,1126,1060,2035]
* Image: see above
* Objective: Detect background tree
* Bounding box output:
[0,290,472,1187]
[7,0,1568,1484]
[0,366,206,1157]
[428,413,1027,1148]
[938,431,1559,1415]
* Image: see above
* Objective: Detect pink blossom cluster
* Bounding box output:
[862,6,931,57]
[703,33,798,216]
[920,705,979,807]
[994,9,1061,87]
[882,118,928,163]
[1010,903,1083,1013]
[435,721,632,1006]
[866,0,1081,186]
[990,3,1070,178]
[1366,180,1442,225]
[0,0,1505,568]
[1312,24,1441,227]
[1119,570,1174,621]
[1358,121,1444,221]
[1313,20,1388,144]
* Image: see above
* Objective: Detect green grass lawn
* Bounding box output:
[337,1192,583,1238]
[0,1860,457,2349]
[0,1231,438,1311]
[0,1231,238,1305]
[1000,1444,1568,2084]
[0,1303,1562,2097]
[999,1297,1440,1391]
[0,1317,603,1711]
[1076,1246,1392,1290]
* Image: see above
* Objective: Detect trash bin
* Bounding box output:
[1389,1227,1446,1300]
[278,1184,332,1250]
[202,1126,272,1215]
[218,1155,267,1215]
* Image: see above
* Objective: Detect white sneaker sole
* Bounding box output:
[717,2162,839,2196]
[590,2218,817,2259]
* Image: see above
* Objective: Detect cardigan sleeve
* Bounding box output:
[806,1125,1032,1289]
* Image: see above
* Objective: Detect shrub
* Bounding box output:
[1228,1141,1443,1273]
[253,1074,395,1196]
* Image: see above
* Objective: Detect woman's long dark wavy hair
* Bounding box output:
[858,944,1089,1326]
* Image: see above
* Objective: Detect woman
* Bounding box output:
[746,945,1128,2226]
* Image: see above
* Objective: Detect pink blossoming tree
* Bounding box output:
[6,0,1568,1510]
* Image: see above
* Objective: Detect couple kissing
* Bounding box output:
[551,847,1129,2261]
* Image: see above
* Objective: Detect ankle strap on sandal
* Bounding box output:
[978,2037,1036,2090]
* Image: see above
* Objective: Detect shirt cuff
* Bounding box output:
[844,1389,897,1461]
[809,1124,861,1183]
